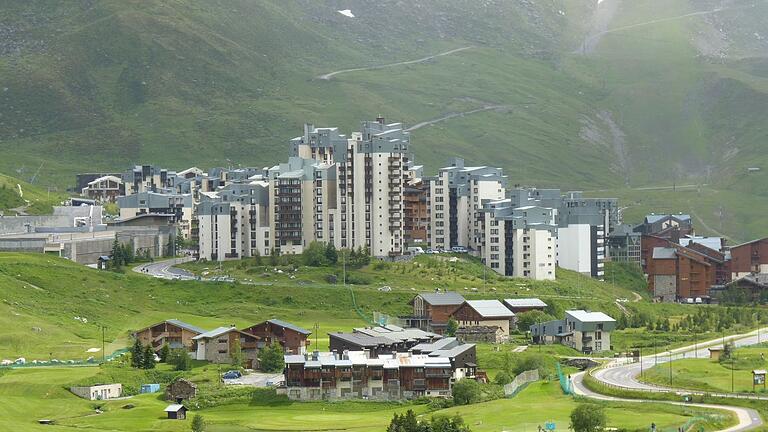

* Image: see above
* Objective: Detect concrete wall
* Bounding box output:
[558,224,592,275]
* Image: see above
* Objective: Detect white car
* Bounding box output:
[378,286,392,292]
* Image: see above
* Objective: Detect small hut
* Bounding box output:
[164,404,188,420]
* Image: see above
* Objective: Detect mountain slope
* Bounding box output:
[0,0,766,238]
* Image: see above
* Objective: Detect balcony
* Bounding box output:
[425,369,452,378]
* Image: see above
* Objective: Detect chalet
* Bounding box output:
[328,325,440,357]
[241,319,311,354]
[164,404,188,420]
[729,237,768,279]
[503,298,547,314]
[451,300,515,340]
[133,319,206,354]
[283,345,476,401]
[402,292,465,333]
[530,310,615,353]
[721,274,768,303]
[192,327,259,368]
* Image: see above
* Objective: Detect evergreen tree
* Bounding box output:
[230,338,244,368]
[130,339,144,368]
[325,242,338,265]
[110,238,123,269]
[159,343,170,363]
[253,249,262,266]
[168,348,192,371]
[446,318,459,337]
[142,345,156,369]
[191,414,206,432]
[121,243,134,265]
[269,247,278,266]
[258,343,285,372]
[303,241,327,267]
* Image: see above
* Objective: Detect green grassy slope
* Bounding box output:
[0,173,67,215]
[0,252,658,360]
[0,368,732,432]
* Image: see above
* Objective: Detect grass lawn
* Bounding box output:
[0,367,734,432]
[640,346,768,394]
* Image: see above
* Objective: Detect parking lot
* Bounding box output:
[223,371,284,387]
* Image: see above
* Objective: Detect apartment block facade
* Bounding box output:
[427,158,507,252]
[479,200,557,280]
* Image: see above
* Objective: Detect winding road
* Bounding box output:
[317,46,474,80]
[133,257,196,280]
[405,104,512,131]
[577,327,768,431]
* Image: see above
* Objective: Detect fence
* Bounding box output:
[0,347,130,370]
[556,363,572,395]
[503,369,539,397]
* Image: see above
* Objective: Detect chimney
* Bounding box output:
[376,115,385,125]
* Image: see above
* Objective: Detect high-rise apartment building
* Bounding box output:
[426,158,507,252]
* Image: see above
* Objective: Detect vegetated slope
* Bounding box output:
[0,0,595,186]
[0,253,644,360]
[0,173,66,215]
[1,1,766,235]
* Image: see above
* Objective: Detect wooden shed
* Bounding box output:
[164,404,187,420]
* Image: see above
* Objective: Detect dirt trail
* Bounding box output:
[579,3,755,54]
[405,104,512,132]
[317,46,474,80]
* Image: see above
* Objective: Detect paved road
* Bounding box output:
[594,328,768,395]
[571,371,763,432]
[133,257,196,280]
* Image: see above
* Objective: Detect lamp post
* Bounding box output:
[669,350,673,386]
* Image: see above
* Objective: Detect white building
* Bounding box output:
[197,182,270,261]
[479,200,556,280]
[427,158,506,252]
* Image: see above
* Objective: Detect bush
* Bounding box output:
[494,371,512,386]
[570,404,606,432]
[451,378,481,405]
[168,349,192,371]
[192,414,206,432]
[515,311,555,331]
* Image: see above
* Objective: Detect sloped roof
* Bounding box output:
[646,214,691,224]
[566,310,615,323]
[680,236,722,252]
[193,326,237,340]
[267,319,311,335]
[465,300,514,318]
[417,292,465,306]
[503,298,547,309]
[164,404,186,412]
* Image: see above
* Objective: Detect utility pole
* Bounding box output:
[314,322,319,351]
[654,338,658,366]
[639,346,643,377]
[669,350,673,386]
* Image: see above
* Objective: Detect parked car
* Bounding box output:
[425,248,438,254]
[222,370,242,380]
[451,246,468,253]
[378,286,392,292]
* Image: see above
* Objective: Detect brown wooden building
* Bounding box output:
[241,319,311,355]
[133,319,206,353]
[729,237,768,279]
[192,327,259,368]
[404,181,429,244]
[646,242,727,302]
[451,300,515,340]
[403,292,465,333]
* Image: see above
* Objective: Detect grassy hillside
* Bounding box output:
[0,173,67,215]
[0,366,733,432]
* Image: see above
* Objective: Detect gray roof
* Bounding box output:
[429,343,476,359]
[652,247,677,259]
[417,292,465,306]
[411,337,460,353]
[680,237,722,252]
[193,326,237,340]
[164,404,186,412]
[162,319,206,335]
[646,214,691,224]
[566,310,615,323]
[503,298,547,309]
[267,319,311,335]
[465,300,514,318]
[328,332,391,347]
